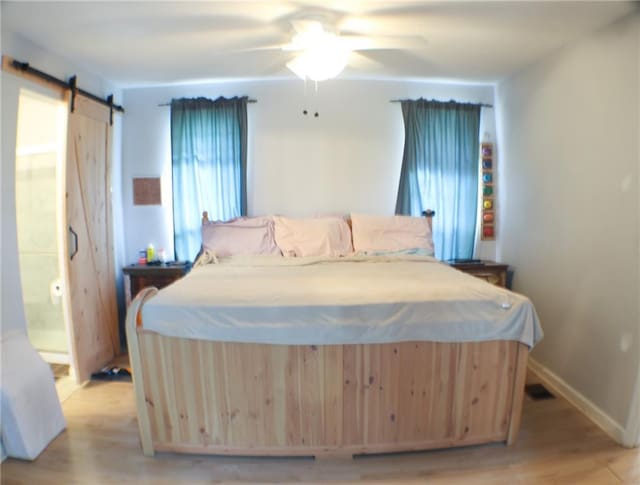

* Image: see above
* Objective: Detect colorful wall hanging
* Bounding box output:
[480,142,495,240]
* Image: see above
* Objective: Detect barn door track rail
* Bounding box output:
[6,57,124,125]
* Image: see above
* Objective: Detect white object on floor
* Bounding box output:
[1,330,66,460]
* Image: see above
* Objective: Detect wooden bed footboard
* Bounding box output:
[126,288,529,458]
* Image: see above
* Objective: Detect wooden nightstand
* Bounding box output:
[123,262,191,306]
[448,260,509,288]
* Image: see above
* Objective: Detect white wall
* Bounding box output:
[121,80,495,262]
[496,12,640,438]
[1,32,125,338]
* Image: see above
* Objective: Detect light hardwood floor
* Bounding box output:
[1,369,638,484]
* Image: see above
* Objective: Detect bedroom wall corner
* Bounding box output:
[626,11,640,448]
[495,11,640,441]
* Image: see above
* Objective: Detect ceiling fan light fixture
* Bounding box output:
[285,55,309,80]
[284,23,351,81]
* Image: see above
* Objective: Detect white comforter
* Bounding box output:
[141,255,543,348]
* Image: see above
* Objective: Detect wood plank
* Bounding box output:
[125,287,157,456]
[342,341,519,450]
[66,96,119,383]
[323,345,343,447]
[507,342,529,444]
[72,94,111,123]
[132,334,523,456]
[136,338,346,452]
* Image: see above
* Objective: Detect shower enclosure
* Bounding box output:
[15,88,70,362]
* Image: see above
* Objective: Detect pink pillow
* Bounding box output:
[350,213,434,255]
[202,216,281,257]
[273,216,353,257]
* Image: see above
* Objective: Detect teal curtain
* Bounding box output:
[171,96,247,261]
[395,99,481,261]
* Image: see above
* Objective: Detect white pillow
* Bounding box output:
[273,216,353,257]
[350,213,434,256]
[202,216,281,257]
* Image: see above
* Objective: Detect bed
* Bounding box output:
[125,212,542,458]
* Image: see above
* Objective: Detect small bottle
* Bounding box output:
[158,248,167,264]
[138,250,147,265]
[146,244,155,263]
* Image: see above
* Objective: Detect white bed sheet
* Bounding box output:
[141,255,543,348]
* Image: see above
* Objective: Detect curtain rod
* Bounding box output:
[9,58,125,114]
[390,98,493,108]
[158,98,257,107]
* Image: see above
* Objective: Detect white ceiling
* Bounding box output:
[2,1,638,88]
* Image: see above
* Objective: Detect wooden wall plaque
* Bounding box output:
[133,177,161,206]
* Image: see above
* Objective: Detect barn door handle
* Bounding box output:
[69,226,79,260]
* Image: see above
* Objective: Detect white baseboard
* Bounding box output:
[527,357,626,445]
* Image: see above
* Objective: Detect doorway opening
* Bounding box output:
[14,88,72,384]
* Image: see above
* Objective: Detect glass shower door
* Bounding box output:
[15,89,69,357]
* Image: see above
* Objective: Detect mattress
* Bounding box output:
[141,255,543,347]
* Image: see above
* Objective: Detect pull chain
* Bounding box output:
[302,78,308,116]
[314,80,319,118]
[301,78,319,118]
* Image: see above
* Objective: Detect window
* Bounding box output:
[170,97,248,260]
[395,99,481,260]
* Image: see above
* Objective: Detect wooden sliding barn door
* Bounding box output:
[66,95,119,383]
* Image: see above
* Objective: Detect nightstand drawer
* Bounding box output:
[447,261,509,288]
[129,273,179,295]
[123,263,191,306]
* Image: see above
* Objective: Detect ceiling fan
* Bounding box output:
[279,17,428,81]
[229,3,430,83]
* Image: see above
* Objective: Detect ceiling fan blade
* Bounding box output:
[354,49,435,77]
[281,41,302,52]
[337,2,445,35]
[347,51,384,71]
[258,52,297,78]
[290,18,322,34]
[235,42,290,53]
[340,34,427,51]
